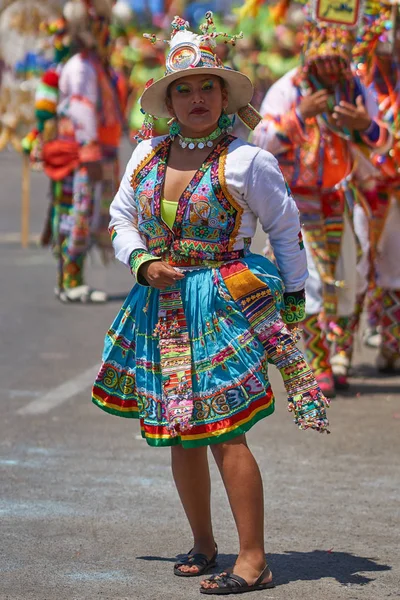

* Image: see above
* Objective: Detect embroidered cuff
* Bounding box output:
[129,249,161,286]
[361,119,379,143]
[360,119,390,150]
[283,289,306,324]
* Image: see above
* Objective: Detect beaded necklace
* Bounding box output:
[176,125,223,150]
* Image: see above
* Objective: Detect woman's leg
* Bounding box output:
[202,435,272,588]
[171,445,216,573]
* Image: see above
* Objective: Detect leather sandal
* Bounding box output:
[200,564,274,595]
[174,545,218,578]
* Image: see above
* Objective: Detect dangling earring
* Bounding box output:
[218,111,232,132]
[168,117,181,137]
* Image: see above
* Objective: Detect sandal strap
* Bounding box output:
[254,564,271,586]
[175,546,217,569]
[175,553,209,568]
[224,573,248,588]
[202,565,271,590]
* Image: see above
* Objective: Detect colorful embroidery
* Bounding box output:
[381,290,400,358]
[130,136,247,265]
[154,285,194,435]
[219,261,329,433]
[109,226,117,242]
[299,191,346,315]
[302,314,331,377]
[92,256,285,447]
[283,290,306,324]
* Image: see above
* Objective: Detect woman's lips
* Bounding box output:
[190,108,209,115]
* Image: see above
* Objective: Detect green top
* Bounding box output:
[161,198,178,230]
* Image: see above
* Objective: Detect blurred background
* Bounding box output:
[0,0,304,152]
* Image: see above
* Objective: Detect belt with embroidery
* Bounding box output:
[161,249,247,268]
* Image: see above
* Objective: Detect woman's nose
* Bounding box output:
[192,89,204,103]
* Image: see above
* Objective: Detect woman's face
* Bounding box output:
[166,74,228,136]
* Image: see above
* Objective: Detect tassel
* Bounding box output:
[134,110,157,143]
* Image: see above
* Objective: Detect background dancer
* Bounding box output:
[253,11,391,396]
[40,0,124,303]
[353,3,400,373]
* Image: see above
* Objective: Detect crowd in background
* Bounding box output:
[0,1,303,150]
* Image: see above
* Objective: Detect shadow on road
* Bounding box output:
[267,550,391,586]
[137,549,391,586]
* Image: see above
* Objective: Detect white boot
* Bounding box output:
[362,326,382,349]
[331,354,350,390]
[59,285,108,304]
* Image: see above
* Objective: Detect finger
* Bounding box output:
[334,106,357,118]
[160,263,182,276]
[355,95,364,108]
[162,265,185,279]
[173,271,185,279]
[338,101,356,110]
[314,89,329,99]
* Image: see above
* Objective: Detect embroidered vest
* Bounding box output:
[130,136,250,267]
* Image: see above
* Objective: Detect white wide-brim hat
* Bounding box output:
[140,29,254,119]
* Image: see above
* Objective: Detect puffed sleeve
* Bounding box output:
[244,148,308,322]
[109,142,161,283]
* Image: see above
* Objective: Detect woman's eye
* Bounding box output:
[202,82,214,91]
[176,85,190,94]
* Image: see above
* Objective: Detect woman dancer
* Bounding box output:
[92,14,329,595]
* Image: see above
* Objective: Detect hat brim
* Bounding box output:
[140,67,254,118]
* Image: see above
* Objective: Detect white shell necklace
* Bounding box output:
[177,125,223,150]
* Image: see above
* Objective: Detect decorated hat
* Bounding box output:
[302,22,355,67]
[140,13,255,120]
[353,1,395,76]
[63,0,116,59]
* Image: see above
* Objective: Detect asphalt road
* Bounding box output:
[0,141,399,600]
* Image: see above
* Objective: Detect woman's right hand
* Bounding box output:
[139,260,185,289]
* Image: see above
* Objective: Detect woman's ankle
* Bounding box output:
[236,548,266,568]
[192,536,217,555]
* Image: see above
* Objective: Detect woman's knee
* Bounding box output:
[171,444,208,460]
[210,435,248,460]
